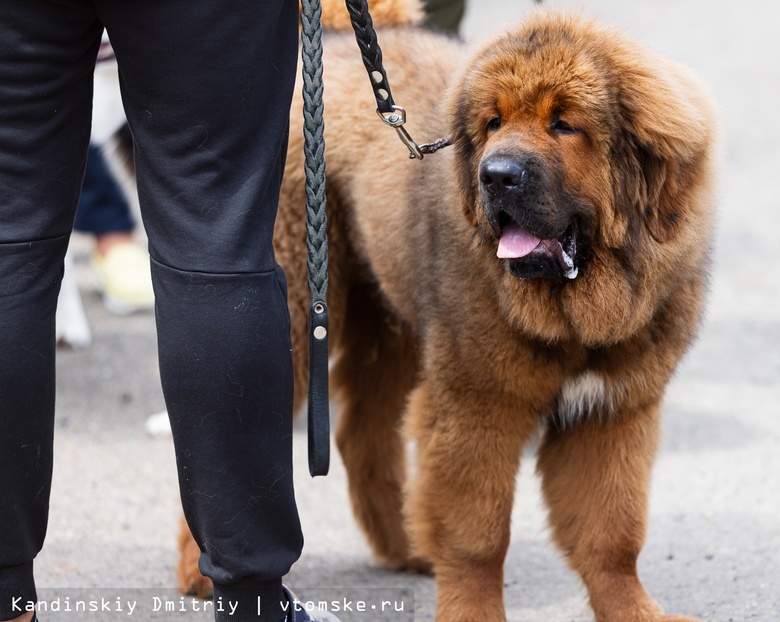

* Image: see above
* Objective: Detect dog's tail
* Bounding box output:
[321,0,423,30]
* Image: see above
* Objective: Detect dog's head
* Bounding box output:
[446,12,716,344]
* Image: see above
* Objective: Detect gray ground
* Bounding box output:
[36,0,779,620]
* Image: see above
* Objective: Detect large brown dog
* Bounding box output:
[177,8,716,622]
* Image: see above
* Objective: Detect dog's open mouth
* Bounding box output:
[496,218,579,280]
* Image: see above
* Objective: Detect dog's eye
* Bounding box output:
[551,118,577,135]
[486,116,502,133]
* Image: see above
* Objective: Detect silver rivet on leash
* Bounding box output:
[313,326,327,340]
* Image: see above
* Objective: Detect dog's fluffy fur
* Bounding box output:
[174,4,716,621]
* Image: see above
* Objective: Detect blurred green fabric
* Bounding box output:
[423,0,466,34]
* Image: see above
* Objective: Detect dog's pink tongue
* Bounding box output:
[497,222,541,258]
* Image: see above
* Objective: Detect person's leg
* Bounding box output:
[0,1,101,620]
[97,2,301,620]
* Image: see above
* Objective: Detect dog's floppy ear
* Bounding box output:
[636,142,693,243]
[617,53,715,243]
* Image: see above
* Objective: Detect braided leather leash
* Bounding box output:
[301,0,459,477]
[301,0,330,477]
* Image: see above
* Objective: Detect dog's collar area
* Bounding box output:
[419,136,453,156]
[378,106,452,160]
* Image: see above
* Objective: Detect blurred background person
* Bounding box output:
[76,37,154,315]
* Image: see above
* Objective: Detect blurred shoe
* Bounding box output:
[145,411,171,437]
[92,241,155,314]
[56,247,92,348]
[284,586,343,622]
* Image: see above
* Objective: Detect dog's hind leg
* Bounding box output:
[332,281,426,571]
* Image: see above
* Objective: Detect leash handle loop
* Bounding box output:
[307,301,330,476]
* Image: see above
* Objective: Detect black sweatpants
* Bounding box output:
[0,2,303,620]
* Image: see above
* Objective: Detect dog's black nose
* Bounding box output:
[479,157,528,196]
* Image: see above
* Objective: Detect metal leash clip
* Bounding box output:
[378,105,424,160]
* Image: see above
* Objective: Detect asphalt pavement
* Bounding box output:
[36,0,780,620]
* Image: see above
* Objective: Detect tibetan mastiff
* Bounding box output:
[177,7,716,622]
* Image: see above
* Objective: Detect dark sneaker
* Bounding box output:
[283,586,342,622]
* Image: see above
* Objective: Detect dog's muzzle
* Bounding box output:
[478,154,580,281]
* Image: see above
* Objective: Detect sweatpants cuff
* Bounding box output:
[213,578,286,622]
[0,562,36,621]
